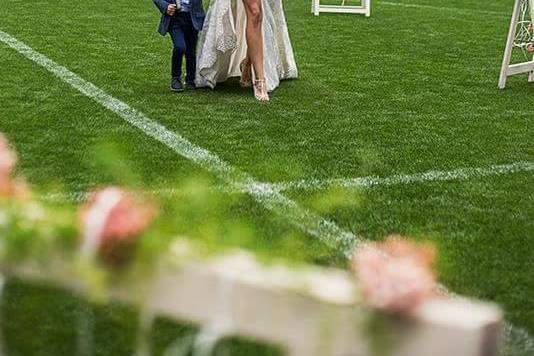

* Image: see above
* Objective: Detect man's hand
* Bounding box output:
[166,3,177,16]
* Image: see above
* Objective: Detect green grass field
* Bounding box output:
[1,0,533,354]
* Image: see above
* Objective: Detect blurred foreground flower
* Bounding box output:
[0,134,16,176]
[351,236,436,314]
[528,43,534,53]
[79,187,156,265]
[0,134,30,200]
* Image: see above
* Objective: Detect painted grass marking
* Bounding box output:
[43,161,534,202]
[0,29,358,255]
[380,1,508,18]
[271,162,534,192]
[2,30,533,352]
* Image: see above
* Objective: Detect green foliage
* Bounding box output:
[0,198,78,264]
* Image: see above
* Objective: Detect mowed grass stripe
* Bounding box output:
[0,29,359,255]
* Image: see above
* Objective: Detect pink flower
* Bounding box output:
[528,43,534,54]
[0,134,28,200]
[10,178,30,200]
[0,177,10,198]
[0,134,16,177]
[79,187,156,264]
[351,236,436,314]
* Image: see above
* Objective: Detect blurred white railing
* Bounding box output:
[1,243,502,356]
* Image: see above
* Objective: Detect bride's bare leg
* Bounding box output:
[242,0,269,101]
[240,57,252,88]
[243,0,264,81]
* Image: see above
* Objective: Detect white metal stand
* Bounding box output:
[312,0,371,17]
[499,0,534,89]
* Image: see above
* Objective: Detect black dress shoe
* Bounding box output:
[185,82,196,90]
[170,78,184,92]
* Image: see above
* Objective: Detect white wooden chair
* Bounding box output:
[499,0,534,88]
[312,0,371,17]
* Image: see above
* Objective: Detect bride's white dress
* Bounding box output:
[195,0,298,92]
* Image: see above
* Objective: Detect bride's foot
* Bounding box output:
[253,79,269,102]
[240,58,252,88]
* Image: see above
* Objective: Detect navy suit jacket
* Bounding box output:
[153,0,205,35]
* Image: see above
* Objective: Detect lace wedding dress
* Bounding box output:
[195,0,298,92]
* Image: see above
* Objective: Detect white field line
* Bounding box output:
[0,29,358,255]
[42,161,534,202]
[379,1,509,18]
[1,30,533,352]
[270,162,534,192]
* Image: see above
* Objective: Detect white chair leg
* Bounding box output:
[499,0,521,89]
